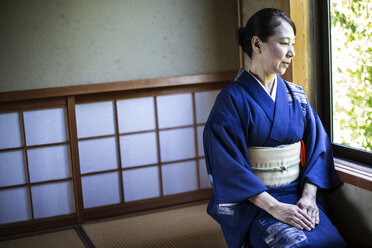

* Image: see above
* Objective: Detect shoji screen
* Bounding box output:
[75,90,219,209]
[76,101,122,208]
[0,88,220,229]
[118,97,160,202]
[0,71,234,236]
[0,108,75,225]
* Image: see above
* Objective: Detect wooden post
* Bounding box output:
[67,96,84,223]
[275,0,293,83]
[290,0,311,96]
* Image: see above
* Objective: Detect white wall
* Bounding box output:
[0,0,239,92]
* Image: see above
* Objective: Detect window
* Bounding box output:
[330,0,371,152]
[323,0,372,166]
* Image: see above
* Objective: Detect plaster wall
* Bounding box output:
[0,0,239,92]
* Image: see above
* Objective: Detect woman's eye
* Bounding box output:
[280,42,295,46]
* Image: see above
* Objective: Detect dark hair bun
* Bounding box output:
[237,27,253,58]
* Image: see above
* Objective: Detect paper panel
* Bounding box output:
[123,166,160,202]
[120,132,158,168]
[157,93,193,128]
[117,97,156,133]
[81,172,121,209]
[32,181,75,219]
[76,101,115,138]
[0,187,31,224]
[162,161,197,195]
[24,108,67,146]
[79,137,118,174]
[0,112,23,149]
[159,127,195,162]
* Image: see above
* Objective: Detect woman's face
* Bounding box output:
[260,20,296,76]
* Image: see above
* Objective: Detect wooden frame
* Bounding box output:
[66,96,84,224]
[316,0,372,170]
[0,72,235,103]
[335,160,372,192]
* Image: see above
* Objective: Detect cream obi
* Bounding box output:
[247,141,301,187]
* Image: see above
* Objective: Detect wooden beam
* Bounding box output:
[0,72,235,103]
[0,97,66,113]
[0,215,77,238]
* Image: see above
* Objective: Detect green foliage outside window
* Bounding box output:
[330,0,372,151]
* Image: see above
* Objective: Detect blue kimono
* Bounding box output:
[203,69,346,248]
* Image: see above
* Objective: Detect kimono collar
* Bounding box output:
[268,75,290,143]
[235,69,289,144]
[248,71,277,102]
[235,69,275,120]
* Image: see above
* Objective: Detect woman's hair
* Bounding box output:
[237,8,296,58]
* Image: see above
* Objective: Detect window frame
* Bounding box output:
[319,0,372,168]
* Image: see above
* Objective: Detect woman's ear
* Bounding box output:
[251,36,262,55]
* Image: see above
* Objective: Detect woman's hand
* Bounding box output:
[297,195,319,225]
[269,201,314,231]
[249,191,315,231]
[297,183,319,225]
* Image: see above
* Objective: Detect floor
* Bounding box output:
[0,202,226,248]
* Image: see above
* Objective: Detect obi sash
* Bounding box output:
[247,142,301,187]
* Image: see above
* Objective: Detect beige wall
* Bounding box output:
[0,0,239,92]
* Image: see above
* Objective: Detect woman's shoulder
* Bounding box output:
[207,82,248,123]
[284,80,305,93]
[216,81,246,103]
[282,80,308,105]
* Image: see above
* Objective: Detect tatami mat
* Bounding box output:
[82,203,226,248]
[0,203,226,248]
[0,229,85,248]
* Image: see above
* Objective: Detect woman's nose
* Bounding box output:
[287,45,295,58]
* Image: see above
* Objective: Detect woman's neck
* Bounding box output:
[248,64,276,92]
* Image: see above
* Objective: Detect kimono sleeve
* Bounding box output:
[301,103,342,191]
[203,88,267,204]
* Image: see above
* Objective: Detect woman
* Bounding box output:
[203,8,346,248]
